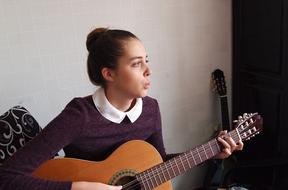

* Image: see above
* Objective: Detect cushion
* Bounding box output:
[0,106,42,164]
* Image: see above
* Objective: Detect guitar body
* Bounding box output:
[33,140,173,190]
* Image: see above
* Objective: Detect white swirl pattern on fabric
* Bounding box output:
[0,106,42,163]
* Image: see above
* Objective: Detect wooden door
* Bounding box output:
[233,0,288,161]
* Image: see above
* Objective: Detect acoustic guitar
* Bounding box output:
[33,113,262,190]
[204,69,233,188]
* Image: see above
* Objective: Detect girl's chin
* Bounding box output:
[139,91,148,97]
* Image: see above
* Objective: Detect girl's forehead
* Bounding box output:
[122,39,147,57]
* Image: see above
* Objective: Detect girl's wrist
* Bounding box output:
[71,181,86,190]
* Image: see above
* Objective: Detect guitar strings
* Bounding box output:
[122,141,223,190]
[124,115,261,189]
[128,127,259,190]
[126,119,260,189]
[122,131,239,190]
[123,132,239,189]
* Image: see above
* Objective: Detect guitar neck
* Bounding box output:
[136,129,240,189]
[220,95,230,131]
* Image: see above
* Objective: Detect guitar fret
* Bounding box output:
[205,143,211,158]
[142,181,148,190]
[146,177,152,190]
[202,144,208,159]
[190,150,197,165]
[164,162,172,179]
[184,152,192,168]
[236,129,241,142]
[155,169,162,186]
[161,166,167,182]
[170,159,177,177]
[196,147,202,162]
[232,131,238,142]
[215,139,221,152]
[151,168,159,189]
[144,168,153,189]
[148,182,152,190]
[234,129,241,142]
[209,143,214,157]
[208,141,214,155]
[151,171,159,187]
[157,166,163,184]
[174,158,181,175]
[180,156,186,171]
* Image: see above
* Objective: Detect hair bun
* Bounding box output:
[86,27,109,52]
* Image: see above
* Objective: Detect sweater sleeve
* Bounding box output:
[0,98,85,190]
[146,99,179,162]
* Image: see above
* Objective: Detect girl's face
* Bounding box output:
[110,38,151,99]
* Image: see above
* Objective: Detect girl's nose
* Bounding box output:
[144,65,152,77]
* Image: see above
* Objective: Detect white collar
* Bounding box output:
[92,88,143,124]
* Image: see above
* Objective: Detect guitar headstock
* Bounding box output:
[212,69,227,96]
[234,113,263,141]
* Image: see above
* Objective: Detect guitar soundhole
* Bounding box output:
[108,169,141,189]
[115,176,141,189]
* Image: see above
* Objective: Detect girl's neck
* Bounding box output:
[104,88,136,112]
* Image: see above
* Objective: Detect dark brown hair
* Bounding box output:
[86,28,138,87]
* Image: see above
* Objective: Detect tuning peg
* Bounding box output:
[233,120,238,123]
[243,113,248,118]
[245,121,249,126]
[238,116,243,122]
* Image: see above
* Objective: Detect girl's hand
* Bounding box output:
[71,181,122,190]
[214,130,244,159]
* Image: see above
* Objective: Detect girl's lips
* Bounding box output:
[144,82,151,89]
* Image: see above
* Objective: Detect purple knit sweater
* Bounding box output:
[0,96,170,190]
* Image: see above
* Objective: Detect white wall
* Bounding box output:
[0,0,232,189]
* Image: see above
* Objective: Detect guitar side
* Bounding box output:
[33,140,173,190]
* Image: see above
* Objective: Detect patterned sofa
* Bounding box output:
[0,106,42,164]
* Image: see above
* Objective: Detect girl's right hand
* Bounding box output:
[71,181,122,190]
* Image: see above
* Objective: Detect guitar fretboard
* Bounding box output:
[136,129,240,190]
[220,96,230,131]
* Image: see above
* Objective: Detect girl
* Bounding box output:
[0,28,243,190]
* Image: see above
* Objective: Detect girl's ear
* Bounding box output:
[101,67,115,82]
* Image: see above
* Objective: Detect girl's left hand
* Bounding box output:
[214,130,244,159]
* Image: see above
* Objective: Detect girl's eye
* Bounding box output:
[132,62,141,67]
